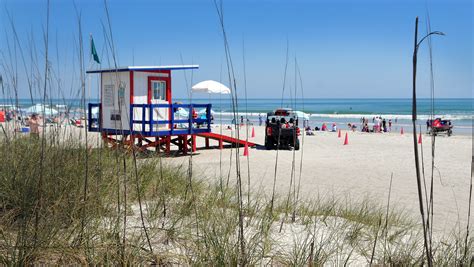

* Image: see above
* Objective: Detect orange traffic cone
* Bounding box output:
[343,133,349,145]
[243,142,249,156]
[338,129,341,138]
[219,138,223,150]
[418,132,422,144]
[251,127,255,138]
[400,127,404,135]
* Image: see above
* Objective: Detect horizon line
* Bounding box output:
[2,97,473,100]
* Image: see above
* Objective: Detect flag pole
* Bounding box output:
[88,33,93,116]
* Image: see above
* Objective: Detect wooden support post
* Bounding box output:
[183,135,188,154]
[205,137,209,148]
[155,137,160,153]
[192,135,197,152]
[138,136,143,147]
[166,136,171,153]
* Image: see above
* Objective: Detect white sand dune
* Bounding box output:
[167,125,472,234]
[4,122,470,234]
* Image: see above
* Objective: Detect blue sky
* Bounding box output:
[0,0,472,99]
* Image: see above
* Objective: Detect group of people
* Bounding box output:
[360,116,393,133]
[1,109,19,123]
[304,122,337,135]
[0,108,83,138]
[302,116,398,135]
[1,109,39,136]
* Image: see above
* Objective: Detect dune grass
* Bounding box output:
[0,135,472,265]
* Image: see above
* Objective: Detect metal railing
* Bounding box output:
[87,103,212,136]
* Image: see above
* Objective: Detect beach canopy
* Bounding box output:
[197,108,216,115]
[294,110,310,120]
[25,104,59,116]
[191,80,231,94]
[174,108,189,118]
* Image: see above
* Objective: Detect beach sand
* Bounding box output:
[3,122,470,234]
[165,125,472,234]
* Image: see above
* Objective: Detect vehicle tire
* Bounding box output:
[448,129,452,136]
[294,138,300,151]
[265,138,274,150]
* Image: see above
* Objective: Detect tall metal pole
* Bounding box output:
[412,16,432,267]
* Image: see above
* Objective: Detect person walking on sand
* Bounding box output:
[28,113,40,138]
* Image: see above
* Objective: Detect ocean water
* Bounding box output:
[178,98,472,134]
[179,98,471,118]
[1,98,472,134]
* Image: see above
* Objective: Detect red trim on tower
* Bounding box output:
[165,70,171,102]
[147,71,172,128]
[166,70,172,122]
[147,74,171,104]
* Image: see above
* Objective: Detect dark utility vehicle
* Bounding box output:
[265,108,300,150]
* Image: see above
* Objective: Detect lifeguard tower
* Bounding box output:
[86,65,213,153]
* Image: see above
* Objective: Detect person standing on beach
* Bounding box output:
[258,114,263,126]
[28,113,40,138]
[388,119,392,132]
[382,118,387,132]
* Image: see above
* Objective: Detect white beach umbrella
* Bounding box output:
[191,80,231,94]
[294,110,310,120]
[25,104,58,116]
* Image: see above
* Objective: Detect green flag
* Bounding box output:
[91,36,100,64]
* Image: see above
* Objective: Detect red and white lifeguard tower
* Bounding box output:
[87,65,213,153]
[87,65,256,154]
